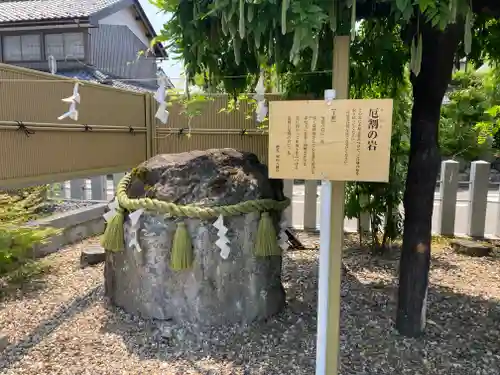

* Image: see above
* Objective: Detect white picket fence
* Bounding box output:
[51,160,500,238]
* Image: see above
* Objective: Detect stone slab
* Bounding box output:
[31,203,107,257]
[450,239,493,257]
[80,245,106,268]
[0,332,9,352]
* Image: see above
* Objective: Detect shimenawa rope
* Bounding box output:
[101,173,290,269]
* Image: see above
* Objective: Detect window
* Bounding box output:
[45,34,64,59]
[45,32,84,60]
[2,34,41,61]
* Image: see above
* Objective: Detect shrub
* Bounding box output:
[0,186,59,274]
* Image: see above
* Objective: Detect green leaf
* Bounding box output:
[396,0,409,13]
[402,5,413,21]
[431,15,440,27]
[486,105,500,117]
[418,0,435,13]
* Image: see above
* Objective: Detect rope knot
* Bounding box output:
[16,121,35,137]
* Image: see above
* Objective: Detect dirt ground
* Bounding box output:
[1,232,499,374]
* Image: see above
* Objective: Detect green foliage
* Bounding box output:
[151,0,481,95]
[473,69,500,146]
[439,69,500,159]
[151,0,500,253]
[467,19,500,66]
[277,19,411,251]
[166,88,215,135]
[343,29,411,251]
[219,92,268,127]
[0,186,59,275]
[344,85,411,250]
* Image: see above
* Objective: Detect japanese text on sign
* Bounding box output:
[367,108,379,151]
[269,99,393,182]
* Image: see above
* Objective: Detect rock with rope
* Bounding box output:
[102,149,289,329]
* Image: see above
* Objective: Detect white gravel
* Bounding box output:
[37,200,97,216]
[0,233,499,374]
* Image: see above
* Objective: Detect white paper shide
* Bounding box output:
[213,215,230,259]
[128,209,144,252]
[103,197,118,223]
[154,75,169,124]
[58,82,80,121]
[253,71,268,123]
[278,215,288,250]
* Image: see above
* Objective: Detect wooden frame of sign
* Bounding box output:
[268,99,393,182]
[268,36,393,375]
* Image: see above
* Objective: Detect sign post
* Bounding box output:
[318,35,349,375]
[268,35,393,375]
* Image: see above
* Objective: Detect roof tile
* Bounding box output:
[57,68,157,93]
[0,0,123,23]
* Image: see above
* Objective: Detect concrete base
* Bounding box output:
[30,204,107,257]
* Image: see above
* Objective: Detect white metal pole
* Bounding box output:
[315,35,350,375]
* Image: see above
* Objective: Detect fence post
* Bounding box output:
[145,93,152,159]
[283,179,294,226]
[62,181,70,199]
[304,180,318,230]
[495,185,500,238]
[437,160,459,236]
[90,176,107,201]
[49,183,62,198]
[467,161,490,238]
[113,173,126,194]
[150,94,159,156]
[69,179,86,200]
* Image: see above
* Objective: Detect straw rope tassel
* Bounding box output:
[100,207,126,252]
[170,222,194,270]
[103,173,291,266]
[254,212,281,256]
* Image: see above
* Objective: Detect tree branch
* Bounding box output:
[355,0,500,20]
[472,0,500,17]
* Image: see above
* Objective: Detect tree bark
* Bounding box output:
[396,22,462,337]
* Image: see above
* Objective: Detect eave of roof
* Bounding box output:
[0,0,167,58]
[0,0,124,24]
[57,67,159,93]
[131,1,167,58]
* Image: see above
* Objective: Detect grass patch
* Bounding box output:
[0,186,60,295]
[431,235,452,249]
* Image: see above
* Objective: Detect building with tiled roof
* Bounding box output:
[0,0,172,91]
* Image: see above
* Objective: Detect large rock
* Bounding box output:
[104,149,286,329]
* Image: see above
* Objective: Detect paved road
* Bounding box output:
[291,184,500,236]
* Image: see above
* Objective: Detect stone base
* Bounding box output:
[104,213,286,329]
[104,149,287,331]
[80,245,106,268]
[450,239,492,257]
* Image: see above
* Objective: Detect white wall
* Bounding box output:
[99,7,150,46]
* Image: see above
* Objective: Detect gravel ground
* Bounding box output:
[1,233,500,374]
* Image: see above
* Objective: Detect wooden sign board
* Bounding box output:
[268,99,393,182]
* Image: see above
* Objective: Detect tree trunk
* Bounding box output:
[396,22,462,337]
